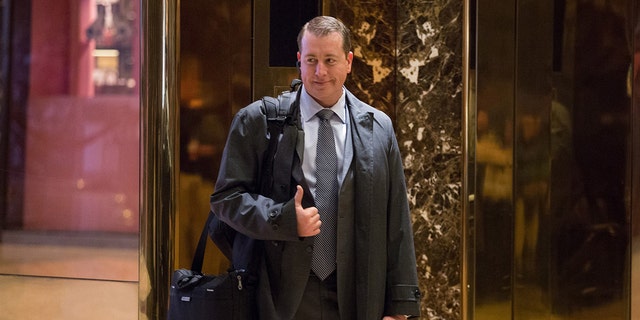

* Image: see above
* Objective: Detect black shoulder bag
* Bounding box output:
[167,80,300,320]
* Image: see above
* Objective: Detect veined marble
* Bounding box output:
[329,1,463,319]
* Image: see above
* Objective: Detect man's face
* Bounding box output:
[297,31,353,107]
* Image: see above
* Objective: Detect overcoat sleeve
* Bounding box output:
[383,122,422,317]
[209,102,300,241]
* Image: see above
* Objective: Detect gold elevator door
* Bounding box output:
[469,0,636,319]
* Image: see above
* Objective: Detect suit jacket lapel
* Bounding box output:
[292,127,314,207]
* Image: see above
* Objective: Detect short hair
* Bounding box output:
[297,16,352,56]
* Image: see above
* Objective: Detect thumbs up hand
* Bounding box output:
[294,185,321,237]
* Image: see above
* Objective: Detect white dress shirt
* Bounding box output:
[299,86,349,198]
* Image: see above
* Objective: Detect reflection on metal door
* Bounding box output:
[466,0,636,319]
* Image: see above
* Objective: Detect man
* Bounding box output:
[211,16,421,319]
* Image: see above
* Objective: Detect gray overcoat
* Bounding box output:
[210,88,421,320]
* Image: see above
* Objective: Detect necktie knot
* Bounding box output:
[317,109,334,121]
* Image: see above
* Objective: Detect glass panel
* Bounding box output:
[0,0,140,283]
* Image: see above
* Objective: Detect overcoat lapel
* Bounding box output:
[337,95,375,319]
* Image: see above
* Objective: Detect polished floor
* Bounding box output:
[0,231,138,320]
[0,231,138,281]
[0,275,138,320]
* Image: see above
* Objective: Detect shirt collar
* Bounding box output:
[300,85,347,124]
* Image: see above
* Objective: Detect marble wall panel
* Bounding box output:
[330,1,463,319]
[333,0,398,118]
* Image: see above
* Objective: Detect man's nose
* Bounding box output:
[315,62,327,76]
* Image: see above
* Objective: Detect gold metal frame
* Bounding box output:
[139,0,179,319]
[461,0,472,319]
[632,4,639,314]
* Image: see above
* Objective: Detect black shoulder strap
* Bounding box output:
[259,80,300,194]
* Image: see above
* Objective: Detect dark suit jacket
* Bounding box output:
[211,88,421,319]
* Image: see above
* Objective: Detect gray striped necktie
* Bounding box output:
[311,109,338,280]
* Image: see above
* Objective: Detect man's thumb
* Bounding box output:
[294,185,304,207]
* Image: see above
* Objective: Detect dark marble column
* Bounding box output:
[329,1,463,319]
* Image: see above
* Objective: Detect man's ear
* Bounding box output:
[347,51,354,72]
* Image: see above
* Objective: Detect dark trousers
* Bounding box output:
[292,272,339,320]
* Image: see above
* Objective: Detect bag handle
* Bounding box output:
[191,211,215,272]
